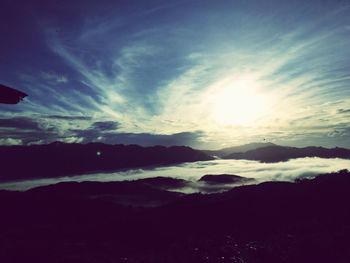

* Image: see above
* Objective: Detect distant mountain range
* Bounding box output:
[0,142,212,181]
[202,142,276,158]
[1,142,349,181]
[222,145,350,162]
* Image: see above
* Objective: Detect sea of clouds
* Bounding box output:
[1,157,349,192]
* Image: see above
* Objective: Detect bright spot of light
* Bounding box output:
[208,74,271,126]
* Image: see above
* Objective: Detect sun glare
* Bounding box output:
[209,75,270,126]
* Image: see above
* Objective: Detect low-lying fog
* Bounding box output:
[0,157,349,192]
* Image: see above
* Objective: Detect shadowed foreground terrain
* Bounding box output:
[0,170,350,262]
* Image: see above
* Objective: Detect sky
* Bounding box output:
[1,0,350,149]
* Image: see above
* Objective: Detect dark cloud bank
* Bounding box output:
[0,116,204,147]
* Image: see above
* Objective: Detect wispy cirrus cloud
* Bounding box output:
[41,71,68,84]
[1,0,349,148]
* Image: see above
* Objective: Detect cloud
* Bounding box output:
[91,121,120,131]
[41,71,68,84]
[83,157,350,190]
[97,131,205,147]
[1,157,349,192]
[0,115,205,148]
[0,138,22,145]
[73,125,205,147]
[47,115,92,121]
[0,115,92,145]
[0,117,43,131]
[0,116,58,145]
[337,109,350,114]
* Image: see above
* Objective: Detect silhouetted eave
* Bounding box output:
[0,84,28,104]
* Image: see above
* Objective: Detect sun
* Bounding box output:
[209,75,270,126]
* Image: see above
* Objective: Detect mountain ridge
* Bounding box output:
[223,145,350,162]
[0,142,213,181]
[201,142,276,157]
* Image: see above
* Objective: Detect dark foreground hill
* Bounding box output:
[224,145,350,162]
[0,170,349,262]
[0,142,212,181]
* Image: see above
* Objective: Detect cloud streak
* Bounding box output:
[0,115,204,146]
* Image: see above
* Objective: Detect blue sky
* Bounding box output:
[1,0,350,149]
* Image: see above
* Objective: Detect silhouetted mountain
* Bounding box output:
[136,176,189,189]
[0,170,349,262]
[198,174,254,184]
[203,142,276,158]
[224,145,350,162]
[0,142,213,181]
